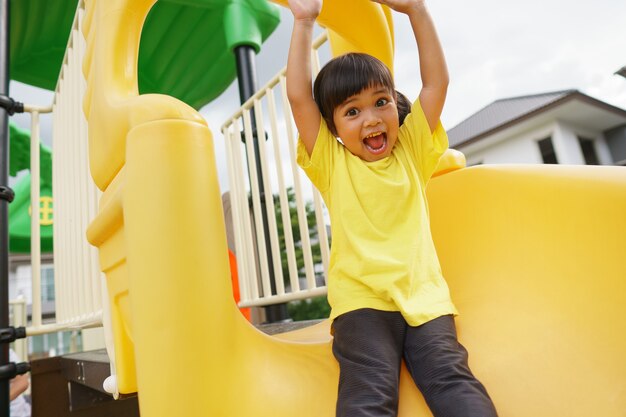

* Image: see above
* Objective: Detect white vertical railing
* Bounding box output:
[221,32,331,307]
[267,87,300,293]
[21,104,51,329]
[16,0,103,336]
[279,76,310,293]
[253,100,286,297]
[242,109,273,299]
[49,0,103,331]
[9,298,28,362]
[224,118,258,301]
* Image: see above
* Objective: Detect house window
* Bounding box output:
[578,137,599,165]
[41,266,55,302]
[538,137,558,164]
[14,264,55,304]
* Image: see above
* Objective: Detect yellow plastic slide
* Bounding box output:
[428,164,626,416]
[83,0,626,416]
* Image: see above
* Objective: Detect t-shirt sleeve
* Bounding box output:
[296,118,336,193]
[398,99,449,184]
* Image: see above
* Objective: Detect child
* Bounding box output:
[286,0,498,416]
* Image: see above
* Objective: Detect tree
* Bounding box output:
[273,187,330,320]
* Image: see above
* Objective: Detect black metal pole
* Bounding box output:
[234,45,288,323]
[0,1,10,416]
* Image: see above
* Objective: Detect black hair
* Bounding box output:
[395,90,411,126]
[313,53,395,135]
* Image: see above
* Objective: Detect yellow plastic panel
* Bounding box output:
[82,0,205,191]
[102,255,137,393]
[427,165,626,416]
[433,148,466,177]
[87,170,138,394]
[82,0,206,396]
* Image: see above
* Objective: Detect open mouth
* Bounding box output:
[363,132,388,155]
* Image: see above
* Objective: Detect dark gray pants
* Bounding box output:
[332,309,498,417]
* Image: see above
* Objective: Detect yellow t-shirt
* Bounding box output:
[297,100,457,327]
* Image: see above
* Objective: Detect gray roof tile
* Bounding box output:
[448,90,577,148]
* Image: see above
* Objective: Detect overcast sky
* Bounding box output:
[9,0,626,189]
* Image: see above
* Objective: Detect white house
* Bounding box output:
[448,90,626,167]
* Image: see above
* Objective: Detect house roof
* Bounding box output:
[448,90,626,148]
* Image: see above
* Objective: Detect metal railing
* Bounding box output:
[50,1,104,332]
[221,32,331,308]
[20,0,104,337]
[20,103,51,333]
[8,298,27,362]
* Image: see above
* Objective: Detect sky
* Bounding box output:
[8,0,626,190]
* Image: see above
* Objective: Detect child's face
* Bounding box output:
[332,85,399,162]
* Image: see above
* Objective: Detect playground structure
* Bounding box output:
[1,0,625,416]
[7,123,53,255]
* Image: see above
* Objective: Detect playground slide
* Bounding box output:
[275,163,626,417]
[83,0,626,416]
[427,164,626,416]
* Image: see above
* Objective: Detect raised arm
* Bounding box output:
[286,0,323,156]
[372,0,449,132]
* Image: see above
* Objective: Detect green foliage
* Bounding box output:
[287,296,331,321]
[273,187,324,285]
[273,187,329,320]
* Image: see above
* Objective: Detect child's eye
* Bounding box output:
[345,108,359,117]
[376,98,389,107]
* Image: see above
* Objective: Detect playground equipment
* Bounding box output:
[82,0,405,415]
[9,0,280,109]
[80,0,626,416]
[7,172,52,253]
[1,0,624,415]
[5,0,281,329]
[7,123,53,253]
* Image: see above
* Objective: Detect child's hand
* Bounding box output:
[370,0,425,15]
[288,0,322,21]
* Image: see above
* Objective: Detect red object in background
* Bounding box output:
[229,250,251,321]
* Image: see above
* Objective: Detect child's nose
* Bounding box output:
[363,110,382,126]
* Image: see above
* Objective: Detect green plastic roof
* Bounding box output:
[10,0,280,109]
[9,172,54,254]
[9,122,52,186]
[8,122,54,253]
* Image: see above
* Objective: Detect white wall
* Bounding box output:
[461,118,613,166]
[558,122,613,165]
[11,266,33,303]
[462,122,554,166]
